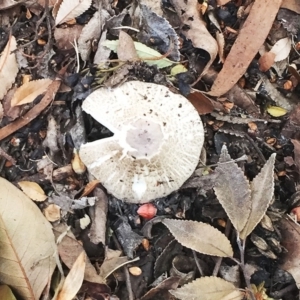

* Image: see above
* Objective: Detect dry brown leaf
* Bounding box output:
[11,79,53,107]
[217,0,231,5]
[214,146,252,233]
[18,180,47,201]
[210,0,282,96]
[53,223,105,283]
[57,251,86,300]
[78,11,101,61]
[171,0,218,77]
[0,35,18,100]
[291,139,300,173]
[162,219,233,257]
[55,0,92,25]
[169,276,244,300]
[239,153,276,239]
[281,0,300,14]
[81,180,100,197]
[187,90,224,115]
[117,31,138,61]
[44,203,61,222]
[0,0,18,10]
[0,177,56,299]
[280,217,300,288]
[258,51,276,72]
[54,25,83,50]
[52,0,63,18]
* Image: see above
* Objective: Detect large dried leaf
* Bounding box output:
[11,79,53,107]
[57,251,86,300]
[280,217,300,288]
[169,276,244,300]
[103,40,174,68]
[0,177,56,299]
[0,35,18,100]
[209,0,282,96]
[214,146,252,233]
[162,219,233,257]
[239,153,276,239]
[55,0,92,25]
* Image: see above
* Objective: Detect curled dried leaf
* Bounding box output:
[162,219,233,257]
[18,181,47,201]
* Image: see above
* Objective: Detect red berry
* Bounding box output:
[137,203,157,219]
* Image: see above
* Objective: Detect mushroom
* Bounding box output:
[79,81,204,203]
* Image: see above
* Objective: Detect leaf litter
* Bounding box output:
[0,0,299,299]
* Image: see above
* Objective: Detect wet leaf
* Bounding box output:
[214,146,252,233]
[210,0,282,96]
[0,35,18,100]
[240,153,276,239]
[0,177,56,299]
[103,40,174,68]
[55,0,92,25]
[267,105,287,117]
[162,219,233,257]
[169,276,244,300]
[18,180,47,201]
[57,252,86,300]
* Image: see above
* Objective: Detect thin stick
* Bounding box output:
[192,250,204,276]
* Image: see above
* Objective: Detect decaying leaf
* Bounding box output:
[0,177,56,300]
[210,0,282,96]
[214,147,252,233]
[54,25,83,50]
[280,217,300,288]
[57,252,86,300]
[103,40,174,68]
[239,153,276,239]
[0,35,18,100]
[55,0,92,25]
[169,276,244,300]
[81,180,100,197]
[171,0,218,77]
[162,219,233,257]
[18,180,47,201]
[53,223,105,283]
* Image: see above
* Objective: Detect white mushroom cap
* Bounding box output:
[79,81,204,203]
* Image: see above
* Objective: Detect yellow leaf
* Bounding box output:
[267,105,287,117]
[11,79,53,107]
[57,252,86,300]
[18,181,47,201]
[170,64,187,76]
[0,285,16,300]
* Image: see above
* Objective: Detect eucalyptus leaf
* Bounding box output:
[102,40,175,68]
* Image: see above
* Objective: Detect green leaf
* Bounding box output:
[102,40,175,68]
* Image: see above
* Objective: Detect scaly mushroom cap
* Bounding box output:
[79,81,204,203]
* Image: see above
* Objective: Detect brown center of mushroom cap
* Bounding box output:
[125,118,164,159]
